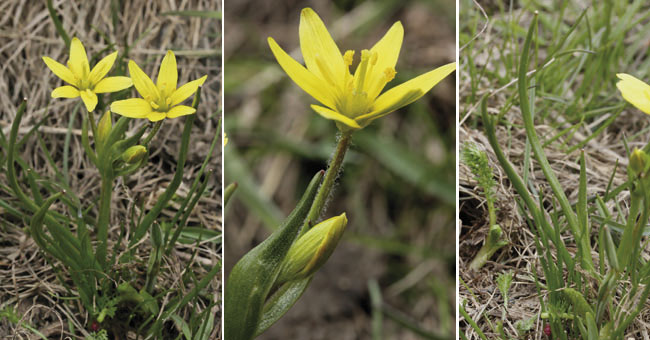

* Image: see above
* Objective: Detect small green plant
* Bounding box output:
[462,142,507,270]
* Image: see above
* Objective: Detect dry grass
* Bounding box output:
[0,0,222,338]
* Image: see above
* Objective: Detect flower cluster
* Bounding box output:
[43,38,206,121]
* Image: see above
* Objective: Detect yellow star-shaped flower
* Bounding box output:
[110,51,207,122]
[268,8,456,131]
[616,73,650,114]
[43,37,133,112]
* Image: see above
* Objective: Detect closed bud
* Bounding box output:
[629,148,649,178]
[121,145,147,164]
[276,213,348,285]
[97,110,112,145]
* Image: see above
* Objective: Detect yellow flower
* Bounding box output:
[616,73,650,114]
[43,38,133,112]
[110,50,207,122]
[268,8,456,131]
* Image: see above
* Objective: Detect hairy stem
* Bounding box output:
[303,132,352,236]
[142,121,163,146]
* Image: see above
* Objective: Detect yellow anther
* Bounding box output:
[360,49,371,61]
[384,68,396,82]
[166,97,172,106]
[343,50,355,67]
[150,101,159,110]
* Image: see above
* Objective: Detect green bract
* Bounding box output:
[224,171,323,340]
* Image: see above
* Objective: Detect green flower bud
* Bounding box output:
[629,148,650,177]
[96,110,112,145]
[276,213,348,285]
[121,145,147,164]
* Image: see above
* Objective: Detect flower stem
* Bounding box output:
[96,169,113,269]
[87,110,98,140]
[142,121,163,146]
[302,132,352,236]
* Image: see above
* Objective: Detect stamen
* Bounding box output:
[354,50,371,94]
[150,101,159,110]
[384,68,396,82]
[342,50,355,93]
[343,50,354,67]
[366,67,397,102]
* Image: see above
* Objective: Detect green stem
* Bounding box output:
[303,132,352,236]
[487,199,496,227]
[142,121,163,146]
[96,168,113,268]
[87,110,98,142]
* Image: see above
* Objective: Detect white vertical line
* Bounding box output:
[455,0,460,338]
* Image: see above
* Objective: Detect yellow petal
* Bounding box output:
[43,57,77,85]
[94,76,133,93]
[79,89,98,112]
[111,98,153,118]
[157,50,178,95]
[128,60,160,100]
[51,86,80,98]
[268,37,335,109]
[166,105,196,118]
[310,105,361,129]
[146,111,166,122]
[299,8,345,86]
[169,75,207,106]
[367,21,404,100]
[360,62,456,122]
[617,73,650,114]
[68,37,90,80]
[89,51,118,85]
